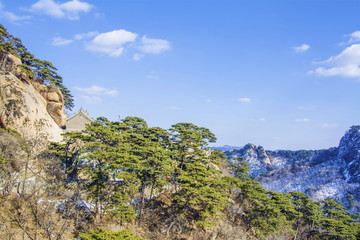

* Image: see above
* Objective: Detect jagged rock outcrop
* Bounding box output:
[0,53,23,77]
[0,53,67,129]
[339,126,360,183]
[0,71,63,146]
[31,82,67,128]
[225,126,360,212]
[226,144,272,176]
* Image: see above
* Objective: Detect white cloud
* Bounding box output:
[317,44,360,66]
[85,29,138,57]
[348,31,360,43]
[311,65,360,78]
[139,35,170,54]
[75,85,119,96]
[51,31,97,47]
[293,44,310,53]
[133,53,144,61]
[259,118,266,122]
[30,0,93,20]
[295,118,310,122]
[80,95,102,104]
[238,97,251,103]
[53,29,170,59]
[52,37,73,46]
[310,43,360,78]
[205,98,212,103]
[320,123,337,128]
[74,31,98,40]
[0,2,31,23]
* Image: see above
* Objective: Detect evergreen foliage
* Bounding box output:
[319,199,359,240]
[2,113,360,239]
[78,228,143,240]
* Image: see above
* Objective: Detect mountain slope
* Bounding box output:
[225,126,360,212]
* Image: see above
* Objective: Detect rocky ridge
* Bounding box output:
[225,126,360,212]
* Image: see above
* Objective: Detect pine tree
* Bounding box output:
[169,123,228,228]
[290,191,322,239]
[319,199,359,240]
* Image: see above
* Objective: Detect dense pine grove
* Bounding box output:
[1,117,359,239]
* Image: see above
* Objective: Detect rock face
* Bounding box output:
[31,82,67,128]
[226,144,273,176]
[225,127,360,212]
[339,126,360,183]
[0,71,63,145]
[0,53,67,129]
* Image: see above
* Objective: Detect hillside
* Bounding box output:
[225,126,360,213]
[1,24,359,240]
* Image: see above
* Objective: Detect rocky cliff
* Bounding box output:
[225,126,360,212]
[0,70,65,147]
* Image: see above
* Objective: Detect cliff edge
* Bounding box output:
[0,70,64,146]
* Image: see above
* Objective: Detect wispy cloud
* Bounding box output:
[30,0,93,20]
[205,98,212,103]
[259,118,266,122]
[238,97,251,103]
[74,31,98,40]
[348,31,360,43]
[139,35,170,54]
[75,85,119,96]
[295,118,310,122]
[51,31,97,46]
[320,123,337,128]
[133,53,144,61]
[52,37,73,46]
[80,95,102,104]
[293,44,310,53]
[85,29,138,57]
[145,71,158,79]
[0,2,31,23]
[75,85,118,104]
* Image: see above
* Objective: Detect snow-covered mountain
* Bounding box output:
[225,126,360,212]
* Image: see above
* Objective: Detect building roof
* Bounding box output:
[67,107,94,122]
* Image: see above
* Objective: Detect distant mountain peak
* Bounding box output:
[224,126,360,212]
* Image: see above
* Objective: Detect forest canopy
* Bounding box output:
[1,116,359,239]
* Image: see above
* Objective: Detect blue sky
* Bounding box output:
[1,0,360,150]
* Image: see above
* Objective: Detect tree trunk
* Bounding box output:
[138,183,145,225]
[75,181,80,229]
[95,197,100,225]
[0,53,7,70]
[22,158,29,196]
[149,181,154,201]
[23,204,28,240]
[294,218,300,240]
